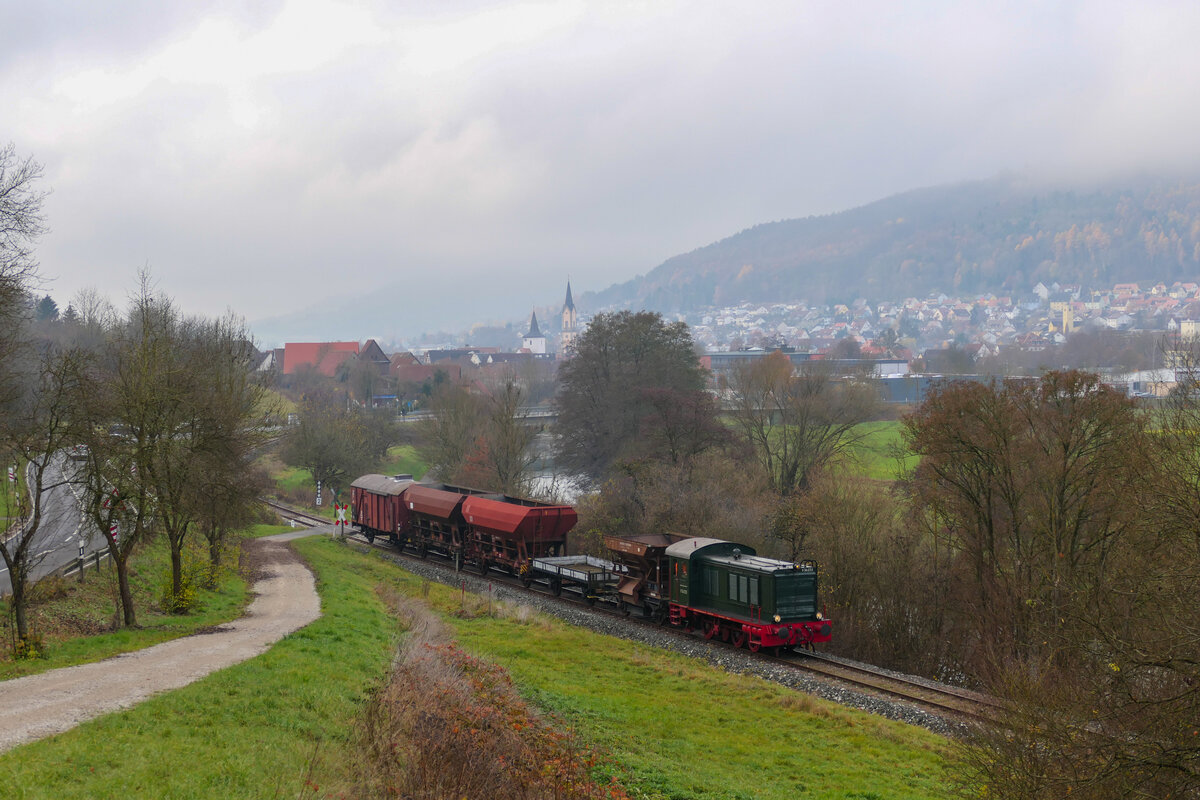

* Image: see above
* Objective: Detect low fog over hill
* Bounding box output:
[585,175,1200,313]
[252,174,1200,346]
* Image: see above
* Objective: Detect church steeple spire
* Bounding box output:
[560,279,579,354]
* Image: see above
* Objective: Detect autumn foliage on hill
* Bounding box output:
[591,176,1200,311]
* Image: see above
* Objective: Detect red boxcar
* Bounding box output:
[350,474,414,542]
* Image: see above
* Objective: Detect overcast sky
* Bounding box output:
[5,1,1200,341]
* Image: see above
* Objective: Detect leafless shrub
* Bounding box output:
[349,588,629,799]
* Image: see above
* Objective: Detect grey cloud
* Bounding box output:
[11,1,1200,338]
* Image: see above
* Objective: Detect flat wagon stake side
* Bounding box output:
[531,555,624,604]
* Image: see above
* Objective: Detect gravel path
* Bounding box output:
[356,539,969,738]
[0,530,323,753]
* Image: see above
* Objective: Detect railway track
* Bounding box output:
[782,651,1005,722]
[262,499,328,528]
[263,500,1002,725]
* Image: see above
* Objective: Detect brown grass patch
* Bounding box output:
[350,585,629,799]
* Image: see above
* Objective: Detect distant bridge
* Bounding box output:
[399,406,558,425]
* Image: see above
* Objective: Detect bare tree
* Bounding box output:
[0,145,46,404]
[418,382,485,483]
[725,352,879,494]
[904,371,1146,676]
[75,277,273,619]
[186,316,274,580]
[632,387,731,468]
[553,311,707,480]
[474,375,537,495]
[0,347,86,652]
[420,374,538,494]
[793,473,954,675]
[150,311,272,603]
[282,391,380,502]
[0,143,45,309]
[75,365,151,628]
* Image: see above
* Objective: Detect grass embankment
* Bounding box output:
[428,569,954,799]
[0,535,397,799]
[0,529,281,681]
[0,537,953,799]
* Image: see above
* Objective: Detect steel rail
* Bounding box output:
[262,499,327,528]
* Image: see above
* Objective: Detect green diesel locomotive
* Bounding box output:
[665,537,831,652]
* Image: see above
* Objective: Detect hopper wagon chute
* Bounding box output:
[461,494,577,577]
[402,483,474,563]
[604,532,689,619]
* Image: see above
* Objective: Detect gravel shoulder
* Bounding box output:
[0,530,323,753]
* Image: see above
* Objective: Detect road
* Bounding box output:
[0,453,105,595]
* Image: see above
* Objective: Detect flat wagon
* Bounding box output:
[530,554,623,603]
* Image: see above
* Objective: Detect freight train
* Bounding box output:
[350,474,832,652]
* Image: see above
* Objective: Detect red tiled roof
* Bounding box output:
[390,351,420,367]
[283,341,360,376]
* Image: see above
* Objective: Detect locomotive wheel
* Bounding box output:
[731,630,747,649]
[704,621,719,640]
[747,639,762,653]
[720,626,730,643]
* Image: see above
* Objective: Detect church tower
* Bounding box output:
[522,311,546,354]
[560,280,579,353]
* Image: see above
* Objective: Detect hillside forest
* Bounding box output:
[591,175,1200,313]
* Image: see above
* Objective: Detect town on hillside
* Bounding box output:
[257,277,1200,408]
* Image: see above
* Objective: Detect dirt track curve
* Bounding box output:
[0,530,323,753]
